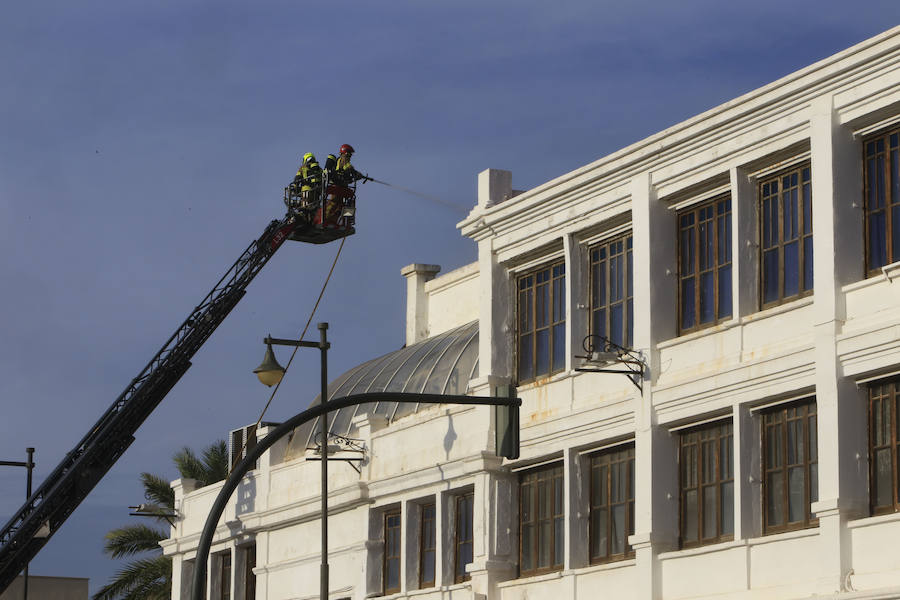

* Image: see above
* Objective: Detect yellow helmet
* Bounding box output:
[303,152,316,165]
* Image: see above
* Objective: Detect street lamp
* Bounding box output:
[253,323,330,600]
[1,448,34,600]
[253,339,285,387]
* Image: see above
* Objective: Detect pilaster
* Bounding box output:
[467,469,517,599]
[630,172,679,600]
[730,166,759,317]
[809,93,868,594]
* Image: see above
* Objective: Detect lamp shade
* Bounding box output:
[254,342,285,387]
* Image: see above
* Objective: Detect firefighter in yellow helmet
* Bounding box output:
[292,152,323,206]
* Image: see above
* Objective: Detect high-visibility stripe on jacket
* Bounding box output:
[297,162,322,192]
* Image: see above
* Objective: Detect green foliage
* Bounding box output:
[93,439,227,600]
[172,439,228,486]
[103,524,167,560]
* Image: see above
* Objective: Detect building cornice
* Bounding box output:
[459,27,900,257]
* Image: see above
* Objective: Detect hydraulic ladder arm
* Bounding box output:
[0,217,300,591]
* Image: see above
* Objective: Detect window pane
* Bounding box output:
[536,283,549,328]
[610,304,624,347]
[682,227,695,274]
[703,485,717,539]
[720,481,734,536]
[535,329,549,377]
[521,524,533,571]
[803,236,814,292]
[387,558,399,590]
[554,517,564,566]
[538,522,551,567]
[552,323,565,372]
[784,241,799,297]
[718,265,732,319]
[767,472,784,527]
[611,505,625,554]
[684,490,698,542]
[594,262,606,310]
[627,299,634,347]
[422,552,435,586]
[681,278,695,330]
[875,448,893,508]
[593,508,608,558]
[788,466,805,523]
[893,205,900,265]
[699,271,714,324]
[810,463,818,504]
[519,333,533,382]
[763,249,779,304]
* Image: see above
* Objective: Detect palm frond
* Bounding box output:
[172,446,207,483]
[201,439,229,484]
[91,555,171,600]
[103,524,167,559]
[141,472,175,508]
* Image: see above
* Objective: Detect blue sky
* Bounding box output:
[0,1,896,594]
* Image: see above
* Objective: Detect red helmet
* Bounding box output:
[339,144,355,155]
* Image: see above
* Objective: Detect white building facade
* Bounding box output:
[163,27,900,600]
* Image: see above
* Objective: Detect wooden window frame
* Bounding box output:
[518,463,565,577]
[761,399,819,534]
[679,420,734,548]
[218,551,232,600]
[758,163,814,308]
[419,502,436,589]
[868,378,900,515]
[243,544,256,600]
[383,509,402,595]
[677,195,733,333]
[863,128,900,276]
[589,444,635,564]
[454,493,474,583]
[516,260,566,384]
[589,233,634,348]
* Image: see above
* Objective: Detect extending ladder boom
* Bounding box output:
[0,217,299,591]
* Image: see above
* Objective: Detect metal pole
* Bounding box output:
[23,448,33,600]
[190,392,520,600]
[318,323,329,600]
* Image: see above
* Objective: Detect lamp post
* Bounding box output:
[1,448,34,600]
[253,323,330,600]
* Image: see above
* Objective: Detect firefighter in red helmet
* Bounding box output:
[330,143,368,186]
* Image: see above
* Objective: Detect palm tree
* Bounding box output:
[93,440,229,600]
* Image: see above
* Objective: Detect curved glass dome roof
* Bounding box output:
[283,320,479,460]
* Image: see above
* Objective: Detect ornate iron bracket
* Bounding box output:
[307,432,367,474]
[574,335,647,392]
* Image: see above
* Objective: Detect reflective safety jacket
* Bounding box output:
[295,161,323,193]
[334,155,364,183]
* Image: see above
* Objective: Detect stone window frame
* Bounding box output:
[760,398,819,534]
[863,127,900,276]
